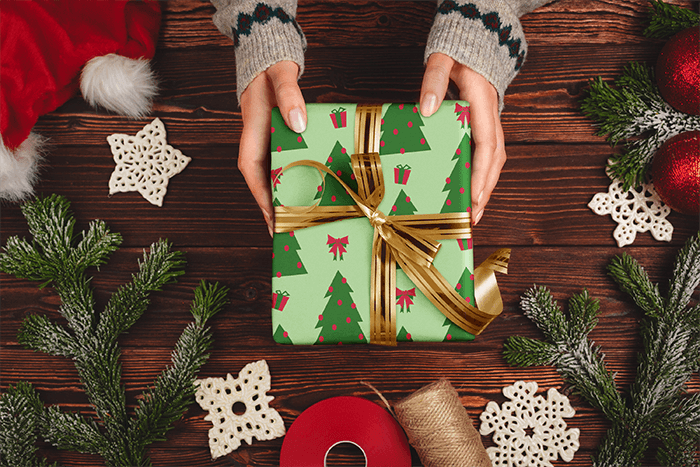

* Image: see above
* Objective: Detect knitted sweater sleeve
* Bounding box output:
[425,0,554,110]
[210,0,306,103]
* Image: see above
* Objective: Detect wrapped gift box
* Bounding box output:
[270,101,481,345]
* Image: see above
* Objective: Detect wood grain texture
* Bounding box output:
[1,1,698,466]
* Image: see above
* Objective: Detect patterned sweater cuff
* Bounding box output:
[211,1,306,103]
[425,0,527,112]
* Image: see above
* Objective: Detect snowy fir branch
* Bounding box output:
[644,0,700,39]
[580,62,700,189]
[504,233,700,467]
[0,382,60,467]
[0,195,229,467]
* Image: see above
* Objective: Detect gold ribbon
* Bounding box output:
[274,104,510,345]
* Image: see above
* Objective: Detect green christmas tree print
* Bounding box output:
[389,189,417,216]
[314,141,358,206]
[441,133,472,213]
[271,107,308,152]
[315,271,364,344]
[379,103,431,155]
[442,267,476,342]
[272,231,307,278]
[273,325,293,344]
[397,326,414,342]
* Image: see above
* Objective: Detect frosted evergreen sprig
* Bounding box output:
[645,0,700,40]
[0,195,229,467]
[504,233,700,466]
[581,62,700,190]
[0,382,60,467]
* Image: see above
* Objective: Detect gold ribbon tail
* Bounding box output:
[473,248,511,327]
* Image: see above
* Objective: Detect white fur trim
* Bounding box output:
[0,133,46,202]
[80,54,157,118]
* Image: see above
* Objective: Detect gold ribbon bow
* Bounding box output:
[274,104,510,345]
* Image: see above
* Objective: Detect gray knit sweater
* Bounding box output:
[211,0,554,109]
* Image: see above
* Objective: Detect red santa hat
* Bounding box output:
[1,0,161,201]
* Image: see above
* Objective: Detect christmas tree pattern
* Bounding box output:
[442,266,476,342]
[272,231,307,278]
[314,141,358,206]
[441,133,472,213]
[315,271,364,344]
[271,107,307,152]
[273,325,293,344]
[397,326,413,342]
[379,103,431,155]
[389,189,417,216]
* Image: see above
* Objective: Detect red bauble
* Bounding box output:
[651,131,700,215]
[655,27,700,115]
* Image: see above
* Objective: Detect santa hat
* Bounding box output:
[0,0,161,201]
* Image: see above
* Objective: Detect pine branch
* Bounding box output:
[667,232,700,315]
[503,335,559,367]
[0,382,60,467]
[645,0,700,39]
[507,288,625,422]
[656,438,699,467]
[506,235,700,465]
[517,285,568,342]
[0,195,121,285]
[97,240,186,342]
[631,317,695,418]
[17,314,78,358]
[608,252,664,317]
[580,62,700,189]
[654,391,700,443]
[41,406,110,458]
[593,420,650,467]
[130,281,229,456]
[0,195,229,466]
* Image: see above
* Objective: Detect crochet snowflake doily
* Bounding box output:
[107,118,191,206]
[479,381,580,467]
[195,360,286,459]
[588,179,673,247]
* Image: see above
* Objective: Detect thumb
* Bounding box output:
[420,53,454,117]
[267,61,307,133]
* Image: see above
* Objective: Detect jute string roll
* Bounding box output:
[392,379,491,467]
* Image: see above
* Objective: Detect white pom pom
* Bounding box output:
[0,133,46,202]
[80,54,157,118]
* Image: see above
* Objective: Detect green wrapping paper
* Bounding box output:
[271,101,475,344]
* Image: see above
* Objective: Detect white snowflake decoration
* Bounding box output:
[479,381,580,467]
[195,360,286,459]
[588,179,673,247]
[107,118,191,206]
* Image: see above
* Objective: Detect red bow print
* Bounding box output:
[327,235,349,260]
[454,103,471,128]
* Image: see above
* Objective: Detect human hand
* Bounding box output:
[419,52,506,226]
[239,60,306,236]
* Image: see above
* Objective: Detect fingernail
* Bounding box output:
[268,222,274,238]
[474,210,484,225]
[288,107,306,133]
[421,93,437,117]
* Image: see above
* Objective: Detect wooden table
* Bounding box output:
[2,1,698,465]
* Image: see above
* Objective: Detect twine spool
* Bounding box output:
[393,379,491,467]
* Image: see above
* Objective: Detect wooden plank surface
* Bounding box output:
[1,1,698,466]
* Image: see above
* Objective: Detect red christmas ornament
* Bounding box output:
[655,27,700,115]
[651,131,700,215]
